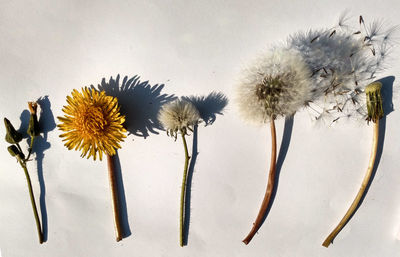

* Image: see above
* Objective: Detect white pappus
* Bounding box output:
[236,47,313,124]
[158,98,200,138]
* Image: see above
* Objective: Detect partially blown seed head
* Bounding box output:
[288,14,397,123]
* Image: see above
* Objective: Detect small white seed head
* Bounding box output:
[158,98,200,138]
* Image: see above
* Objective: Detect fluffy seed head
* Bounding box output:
[236,48,312,124]
[158,99,200,138]
[58,87,127,161]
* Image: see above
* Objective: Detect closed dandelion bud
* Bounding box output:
[365,82,384,123]
[27,113,40,137]
[4,118,23,144]
[27,102,40,137]
[7,145,25,159]
[7,145,20,156]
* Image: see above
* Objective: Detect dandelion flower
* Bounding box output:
[158,98,200,247]
[58,87,127,241]
[58,87,127,161]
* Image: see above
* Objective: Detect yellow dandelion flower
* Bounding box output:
[58,87,127,161]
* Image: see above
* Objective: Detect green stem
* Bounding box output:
[16,143,23,155]
[25,136,35,161]
[179,132,190,247]
[19,160,43,244]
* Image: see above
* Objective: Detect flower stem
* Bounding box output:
[322,120,379,247]
[180,132,190,247]
[107,154,123,242]
[25,136,35,161]
[243,118,277,245]
[19,160,43,244]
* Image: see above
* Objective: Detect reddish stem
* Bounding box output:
[243,118,277,245]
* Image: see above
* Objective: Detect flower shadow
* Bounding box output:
[181,92,228,245]
[260,115,294,229]
[182,92,229,126]
[111,151,131,238]
[94,74,176,139]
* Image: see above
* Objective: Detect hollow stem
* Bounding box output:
[322,120,379,247]
[243,117,277,245]
[107,154,123,242]
[180,132,190,247]
[19,160,43,244]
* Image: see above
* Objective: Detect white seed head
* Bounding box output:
[236,48,312,124]
[158,98,200,137]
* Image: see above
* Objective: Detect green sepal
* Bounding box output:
[27,114,40,137]
[7,145,25,159]
[7,145,19,156]
[4,118,23,144]
[365,82,384,123]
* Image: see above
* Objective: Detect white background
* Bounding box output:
[1,0,400,256]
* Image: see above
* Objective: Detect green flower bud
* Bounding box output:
[27,114,40,137]
[4,118,23,144]
[7,145,25,159]
[7,145,19,156]
[27,102,40,137]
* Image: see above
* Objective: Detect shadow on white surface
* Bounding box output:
[112,151,131,238]
[183,92,229,126]
[259,115,295,232]
[181,93,228,245]
[95,74,176,139]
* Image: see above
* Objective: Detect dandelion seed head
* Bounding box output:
[158,98,200,137]
[236,48,312,124]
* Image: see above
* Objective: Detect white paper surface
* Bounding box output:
[1,0,400,256]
